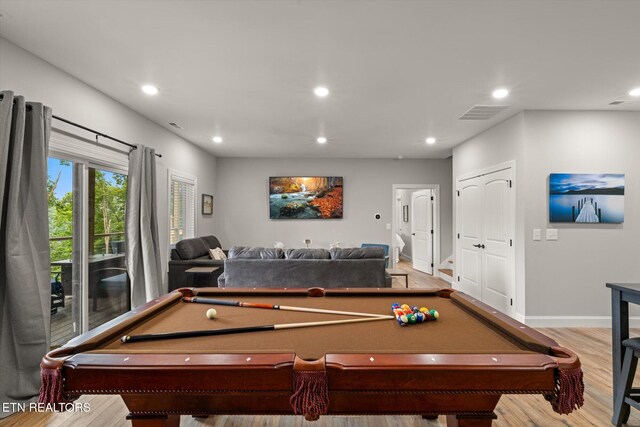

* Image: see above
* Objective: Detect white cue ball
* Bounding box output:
[206,308,217,319]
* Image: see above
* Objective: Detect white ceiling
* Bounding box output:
[1,0,639,159]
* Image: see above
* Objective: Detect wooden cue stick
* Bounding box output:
[183,296,390,318]
[121,316,393,343]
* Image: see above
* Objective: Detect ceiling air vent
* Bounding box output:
[169,122,183,129]
[609,101,624,105]
[458,105,509,120]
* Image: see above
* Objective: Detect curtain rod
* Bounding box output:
[0,93,162,158]
[52,115,162,158]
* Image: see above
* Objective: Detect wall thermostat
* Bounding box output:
[374,213,381,220]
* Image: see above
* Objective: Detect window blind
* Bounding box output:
[169,177,195,244]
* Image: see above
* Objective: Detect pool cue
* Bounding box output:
[121,316,393,343]
[183,296,389,318]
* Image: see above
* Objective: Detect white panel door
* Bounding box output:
[456,167,514,315]
[456,181,483,299]
[481,169,512,313]
[411,190,433,274]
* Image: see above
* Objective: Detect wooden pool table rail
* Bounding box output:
[40,287,582,426]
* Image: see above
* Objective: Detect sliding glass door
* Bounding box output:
[87,165,129,326]
[48,157,81,347]
[48,157,129,349]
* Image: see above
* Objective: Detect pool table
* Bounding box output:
[40,287,583,426]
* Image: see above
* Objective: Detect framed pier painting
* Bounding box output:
[549,173,624,223]
[269,176,343,219]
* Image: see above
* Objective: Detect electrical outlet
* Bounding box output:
[546,229,558,241]
[533,229,541,241]
[386,223,391,230]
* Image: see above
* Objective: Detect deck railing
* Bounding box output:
[49,232,125,263]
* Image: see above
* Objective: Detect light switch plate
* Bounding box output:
[386,223,391,230]
[546,229,558,241]
[533,229,541,241]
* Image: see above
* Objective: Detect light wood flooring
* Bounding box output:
[2,265,635,426]
[391,258,450,289]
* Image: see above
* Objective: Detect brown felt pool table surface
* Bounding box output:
[42,287,581,426]
[99,292,537,358]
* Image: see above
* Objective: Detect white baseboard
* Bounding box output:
[524,315,640,328]
[400,254,412,261]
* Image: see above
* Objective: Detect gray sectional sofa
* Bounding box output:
[218,246,391,288]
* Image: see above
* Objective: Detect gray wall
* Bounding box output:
[214,157,453,259]
[0,38,218,290]
[453,110,640,323]
[522,111,640,318]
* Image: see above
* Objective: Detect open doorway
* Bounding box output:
[391,184,440,272]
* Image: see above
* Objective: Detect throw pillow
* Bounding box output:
[209,247,227,260]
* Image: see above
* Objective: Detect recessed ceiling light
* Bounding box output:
[629,87,640,97]
[314,87,330,97]
[492,88,509,99]
[141,85,159,95]
[317,137,327,144]
[425,137,436,145]
[212,136,223,143]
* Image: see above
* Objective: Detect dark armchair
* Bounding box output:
[168,235,226,291]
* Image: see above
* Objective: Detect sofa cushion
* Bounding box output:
[285,248,330,259]
[173,236,223,260]
[330,247,384,259]
[175,237,209,260]
[229,246,284,259]
[201,235,222,251]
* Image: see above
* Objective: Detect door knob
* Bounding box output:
[472,244,481,248]
[480,244,485,249]
[412,233,415,236]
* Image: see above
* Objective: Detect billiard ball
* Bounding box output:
[206,308,217,319]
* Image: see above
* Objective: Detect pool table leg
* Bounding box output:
[445,413,497,426]
[126,414,180,427]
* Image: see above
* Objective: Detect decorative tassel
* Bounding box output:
[290,370,329,421]
[544,367,584,414]
[38,367,66,405]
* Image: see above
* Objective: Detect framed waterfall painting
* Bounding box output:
[549,173,624,223]
[269,176,343,219]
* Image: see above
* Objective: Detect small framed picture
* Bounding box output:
[402,205,409,222]
[202,194,213,215]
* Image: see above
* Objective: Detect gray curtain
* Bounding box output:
[0,91,52,417]
[125,145,162,307]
